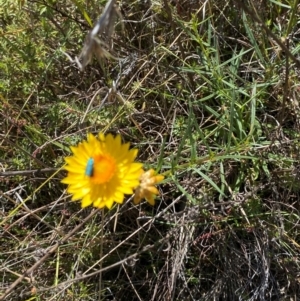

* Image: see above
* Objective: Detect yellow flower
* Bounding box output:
[134,169,164,205]
[62,133,143,209]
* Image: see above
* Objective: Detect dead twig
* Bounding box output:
[63,0,122,71]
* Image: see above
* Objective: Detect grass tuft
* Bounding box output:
[1,0,300,300]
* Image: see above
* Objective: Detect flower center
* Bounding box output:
[90,154,116,184]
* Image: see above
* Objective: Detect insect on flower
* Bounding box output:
[85,158,94,177]
[61,133,144,209]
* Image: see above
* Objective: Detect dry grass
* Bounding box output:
[1,0,300,300]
